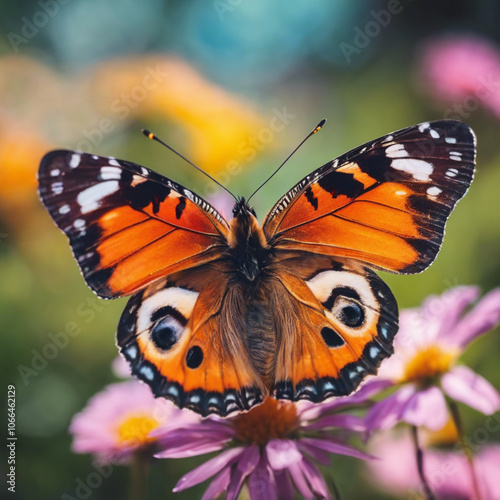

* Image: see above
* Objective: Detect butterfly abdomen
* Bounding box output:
[244,293,276,387]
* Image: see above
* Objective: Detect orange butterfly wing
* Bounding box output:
[269,256,398,401]
[263,120,475,401]
[264,120,475,274]
[117,265,265,416]
[38,151,228,298]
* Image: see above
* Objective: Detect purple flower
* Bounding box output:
[365,287,500,432]
[366,431,500,500]
[152,389,378,500]
[70,381,199,463]
[419,35,500,118]
[111,355,132,378]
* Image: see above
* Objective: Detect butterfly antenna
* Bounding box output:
[247,118,326,203]
[142,129,237,201]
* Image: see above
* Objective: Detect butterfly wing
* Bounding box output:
[269,256,398,401]
[38,151,229,298]
[117,263,265,416]
[263,120,475,273]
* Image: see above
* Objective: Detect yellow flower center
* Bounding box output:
[401,345,456,386]
[232,398,299,446]
[116,414,160,446]
[423,418,460,446]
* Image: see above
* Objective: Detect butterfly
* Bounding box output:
[38,119,475,416]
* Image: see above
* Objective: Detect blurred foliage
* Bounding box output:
[0,0,499,499]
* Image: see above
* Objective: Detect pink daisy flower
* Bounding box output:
[111,354,132,378]
[152,385,382,500]
[70,381,199,463]
[365,286,500,432]
[419,35,500,118]
[366,431,500,500]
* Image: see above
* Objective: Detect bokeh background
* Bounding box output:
[1,1,499,499]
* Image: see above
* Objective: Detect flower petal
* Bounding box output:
[308,414,366,432]
[173,447,244,492]
[300,437,375,461]
[274,470,295,500]
[452,288,500,347]
[266,440,303,470]
[247,455,277,500]
[442,366,500,415]
[365,385,416,432]
[425,286,480,343]
[402,386,449,431]
[297,441,330,466]
[154,423,234,458]
[201,467,231,500]
[288,461,314,500]
[301,457,333,500]
[227,445,260,500]
[155,437,227,458]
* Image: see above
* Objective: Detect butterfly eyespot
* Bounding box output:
[150,316,184,351]
[331,296,365,328]
[186,346,203,369]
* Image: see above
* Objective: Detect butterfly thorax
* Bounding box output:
[227,198,270,282]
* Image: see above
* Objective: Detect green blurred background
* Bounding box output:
[0,0,499,498]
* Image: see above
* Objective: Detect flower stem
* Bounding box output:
[447,400,482,500]
[410,426,436,500]
[328,475,343,500]
[130,455,150,500]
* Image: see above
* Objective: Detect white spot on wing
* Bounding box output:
[427,186,442,196]
[430,129,440,139]
[125,345,138,360]
[450,155,462,162]
[140,366,154,381]
[446,168,458,178]
[386,143,409,158]
[50,168,60,177]
[59,204,70,214]
[73,219,85,229]
[395,190,407,196]
[418,122,430,133]
[183,189,194,201]
[51,182,63,194]
[131,175,148,187]
[77,180,119,213]
[69,154,81,168]
[391,159,434,182]
[445,137,457,144]
[108,159,120,167]
[100,166,122,180]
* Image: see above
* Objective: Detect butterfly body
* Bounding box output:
[38,120,476,416]
[227,198,270,282]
